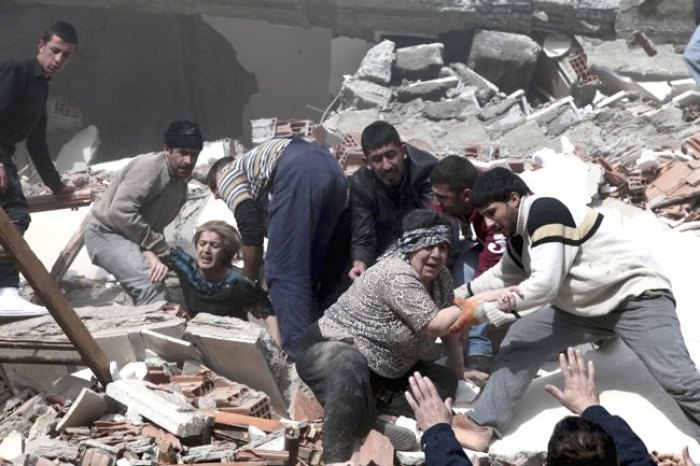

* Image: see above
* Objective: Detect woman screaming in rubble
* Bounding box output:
[167,220,281,346]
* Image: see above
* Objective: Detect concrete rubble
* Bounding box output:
[4,2,700,466]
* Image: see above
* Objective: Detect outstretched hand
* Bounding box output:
[544,347,599,415]
[405,371,453,432]
[652,446,697,466]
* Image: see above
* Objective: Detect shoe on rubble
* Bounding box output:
[374,418,418,451]
[451,412,493,452]
[0,287,49,317]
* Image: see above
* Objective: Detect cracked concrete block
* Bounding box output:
[183,314,290,416]
[424,91,480,121]
[439,117,491,154]
[355,40,395,85]
[479,96,518,122]
[496,120,549,157]
[340,78,392,110]
[396,76,459,102]
[487,104,527,137]
[547,107,580,136]
[643,106,685,133]
[468,30,542,94]
[450,62,499,95]
[27,407,58,440]
[394,43,444,81]
[106,379,213,437]
[324,109,381,135]
[25,439,79,463]
[56,389,110,433]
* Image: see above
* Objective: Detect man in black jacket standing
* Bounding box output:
[0,21,77,316]
[348,121,438,280]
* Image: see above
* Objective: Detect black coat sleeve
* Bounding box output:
[26,110,63,193]
[581,405,655,466]
[422,423,473,466]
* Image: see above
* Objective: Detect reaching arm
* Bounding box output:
[544,347,655,466]
[349,173,378,269]
[406,372,474,466]
[233,199,266,281]
[26,111,64,193]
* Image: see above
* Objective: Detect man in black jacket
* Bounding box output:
[0,21,77,316]
[347,121,438,280]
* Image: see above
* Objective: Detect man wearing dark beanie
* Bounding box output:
[85,120,202,305]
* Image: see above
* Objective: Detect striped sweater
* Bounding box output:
[463,195,671,317]
[217,138,291,212]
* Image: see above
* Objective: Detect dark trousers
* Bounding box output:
[296,339,458,463]
[0,162,30,288]
[265,138,347,359]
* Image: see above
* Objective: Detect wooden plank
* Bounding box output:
[27,188,96,213]
[49,210,93,281]
[0,207,111,385]
[0,347,83,365]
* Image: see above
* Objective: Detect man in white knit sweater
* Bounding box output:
[452,167,700,451]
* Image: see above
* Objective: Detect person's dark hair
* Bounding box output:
[43,21,78,45]
[430,155,478,193]
[472,167,531,209]
[402,209,452,236]
[206,156,234,193]
[361,120,401,155]
[546,417,617,466]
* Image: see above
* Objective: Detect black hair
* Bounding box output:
[546,417,617,466]
[43,21,78,45]
[361,120,401,155]
[430,155,478,193]
[472,167,531,209]
[207,156,234,192]
[402,209,452,236]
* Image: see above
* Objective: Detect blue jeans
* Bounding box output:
[265,138,347,360]
[685,24,700,86]
[0,162,30,288]
[452,245,492,358]
[84,223,167,305]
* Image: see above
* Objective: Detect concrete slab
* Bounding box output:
[0,303,185,390]
[355,39,394,85]
[140,329,203,365]
[183,314,289,416]
[56,388,110,432]
[106,379,213,437]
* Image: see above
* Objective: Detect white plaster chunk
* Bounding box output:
[0,432,24,461]
[106,379,214,437]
